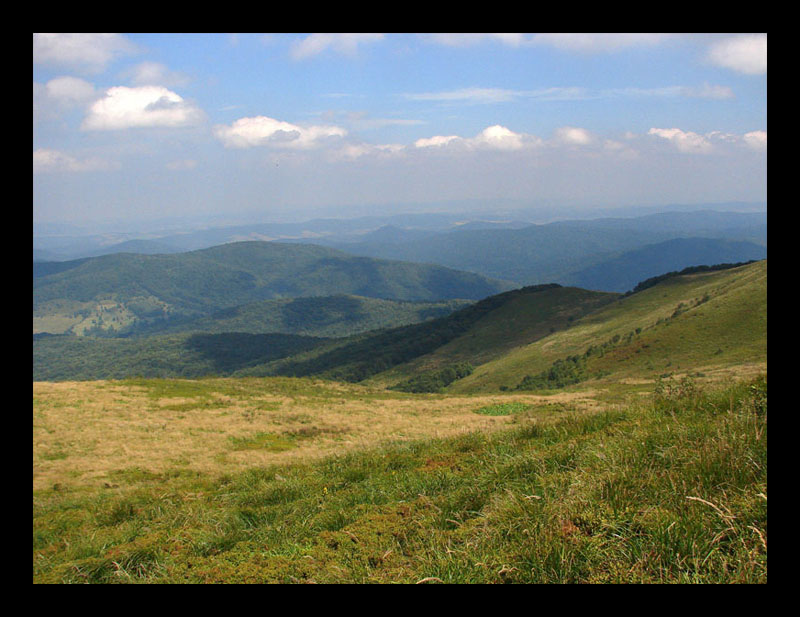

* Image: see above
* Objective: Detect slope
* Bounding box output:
[449,260,766,394]
[238,284,619,384]
[365,285,620,388]
[33,332,329,381]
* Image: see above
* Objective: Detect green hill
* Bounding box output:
[33,332,329,381]
[450,260,766,393]
[33,241,512,336]
[365,286,619,388]
[32,259,766,388]
[235,261,765,394]
[236,284,618,384]
[134,295,472,338]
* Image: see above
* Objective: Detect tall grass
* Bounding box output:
[34,375,766,583]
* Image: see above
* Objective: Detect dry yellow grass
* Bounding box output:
[33,378,602,492]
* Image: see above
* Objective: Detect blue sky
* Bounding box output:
[33,33,767,227]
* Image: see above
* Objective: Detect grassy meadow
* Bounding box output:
[33,371,765,583]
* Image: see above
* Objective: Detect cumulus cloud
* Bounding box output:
[648,127,713,153]
[743,130,767,151]
[43,76,96,105]
[213,115,347,149]
[330,142,405,161]
[81,86,205,130]
[33,148,119,173]
[414,125,536,152]
[34,77,97,121]
[552,126,594,146]
[414,135,461,148]
[707,34,767,75]
[33,33,137,73]
[290,33,384,60]
[473,125,526,150]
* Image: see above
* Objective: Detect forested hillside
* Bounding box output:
[33,241,512,336]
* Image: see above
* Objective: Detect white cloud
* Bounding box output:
[612,84,734,100]
[530,33,671,53]
[404,87,520,104]
[415,135,461,148]
[81,86,205,130]
[213,115,347,149]
[33,33,137,73]
[473,125,525,150]
[123,62,191,88]
[33,148,118,173]
[707,34,767,75]
[743,130,767,151]
[290,33,384,60]
[705,130,739,144]
[330,142,405,161]
[44,76,96,105]
[424,33,526,47]
[320,110,424,131]
[552,126,594,146]
[648,127,713,153]
[35,77,96,121]
[404,83,734,106]
[680,83,735,99]
[415,125,536,152]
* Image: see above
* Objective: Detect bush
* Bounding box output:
[389,363,474,393]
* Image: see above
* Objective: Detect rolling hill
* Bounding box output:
[449,260,767,393]
[132,295,473,338]
[229,283,619,382]
[32,257,766,387]
[33,241,513,336]
[32,331,330,381]
[235,260,766,391]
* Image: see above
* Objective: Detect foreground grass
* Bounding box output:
[33,375,766,583]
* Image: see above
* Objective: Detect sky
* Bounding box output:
[33,33,767,228]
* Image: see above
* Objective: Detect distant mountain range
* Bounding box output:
[33,207,766,262]
[560,237,766,292]
[305,211,766,286]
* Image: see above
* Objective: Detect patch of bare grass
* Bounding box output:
[33,378,600,492]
